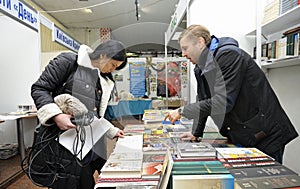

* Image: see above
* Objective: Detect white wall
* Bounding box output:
[0,14,40,146]
[188,0,257,110]
[267,66,300,174]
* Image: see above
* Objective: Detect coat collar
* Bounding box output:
[196,36,219,75]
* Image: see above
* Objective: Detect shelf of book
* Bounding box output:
[261,55,300,69]
[247,5,300,36]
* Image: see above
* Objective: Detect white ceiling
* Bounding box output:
[31,0,185,53]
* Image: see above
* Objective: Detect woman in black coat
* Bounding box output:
[29,40,127,188]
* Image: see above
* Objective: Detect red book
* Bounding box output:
[142,162,164,180]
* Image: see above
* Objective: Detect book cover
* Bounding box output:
[100,159,143,178]
[157,149,174,189]
[143,133,170,139]
[215,147,269,159]
[172,174,234,189]
[235,174,300,189]
[229,165,297,179]
[109,151,143,161]
[171,160,229,175]
[143,152,166,163]
[142,162,164,180]
[124,124,145,133]
[177,142,217,158]
[113,135,143,152]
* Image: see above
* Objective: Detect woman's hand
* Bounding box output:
[114,129,124,138]
[53,113,76,130]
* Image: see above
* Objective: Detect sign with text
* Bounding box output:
[165,0,187,44]
[129,62,146,98]
[52,24,81,52]
[0,0,39,31]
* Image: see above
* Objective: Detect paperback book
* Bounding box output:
[171,160,230,175]
[172,174,234,189]
[142,162,164,180]
[235,174,300,189]
[176,142,217,158]
[215,147,270,159]
[229,165,297,179]
[100,159,143,179]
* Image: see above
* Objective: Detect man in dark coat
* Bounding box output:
[165,24,298,163]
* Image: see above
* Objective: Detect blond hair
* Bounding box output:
[179,25,211,45]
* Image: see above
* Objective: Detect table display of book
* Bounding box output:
[96,122,300,189]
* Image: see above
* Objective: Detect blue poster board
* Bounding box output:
[129,62,145,97]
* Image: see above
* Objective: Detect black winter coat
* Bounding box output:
[31,52,103,118]
[182,36,298,154]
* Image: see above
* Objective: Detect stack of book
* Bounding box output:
[143,132,174,153]
[170,160,234,189]
[232,165,300,189]
[216,147,300,188]
[96,135,160,188]
[142,109,166,124]
[215,147,278,169]
[175,142,217,160]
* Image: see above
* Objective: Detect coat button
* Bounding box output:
[93,107,97,111]
[98,90,102,94]
[85,84,90,88]
[227,127,230,130]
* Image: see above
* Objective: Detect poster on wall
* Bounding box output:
[129,62,146,97]
[157,61,182,97]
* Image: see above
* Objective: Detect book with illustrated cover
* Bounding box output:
[109,151,143,161]
[176,142,217,158]
[143,133,170,139]
[123,124,145,133]
[215,147,269,160]
[172,174,234,189]
[142,109,165,123]
[143,141,169,153]
[142,162,164,180]
[143,152,166,163]
[100,159,143,178]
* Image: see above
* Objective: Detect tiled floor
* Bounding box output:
[0,116,142,189]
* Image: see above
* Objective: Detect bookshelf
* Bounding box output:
[248,1,300,175]
[247,5,300,36]
[261,56,300,69]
